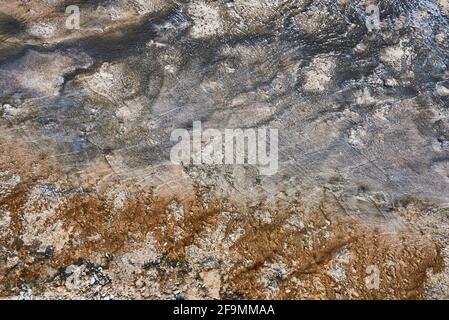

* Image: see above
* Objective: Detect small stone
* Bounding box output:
[175,292,185,300]
[6,256,20,269]
[2,104,19,117]
[384,78,399,87]
[436,84,449,96]
[64,265,77,275]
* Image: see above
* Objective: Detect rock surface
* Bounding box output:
[0,0,449,299]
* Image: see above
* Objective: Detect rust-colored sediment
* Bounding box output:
[0,135,444,299]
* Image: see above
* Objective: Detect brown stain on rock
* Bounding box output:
[0,135,445,299]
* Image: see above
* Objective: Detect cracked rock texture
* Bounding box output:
[1,0,449,299]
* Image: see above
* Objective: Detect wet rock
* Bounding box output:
[0,0,449,300]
